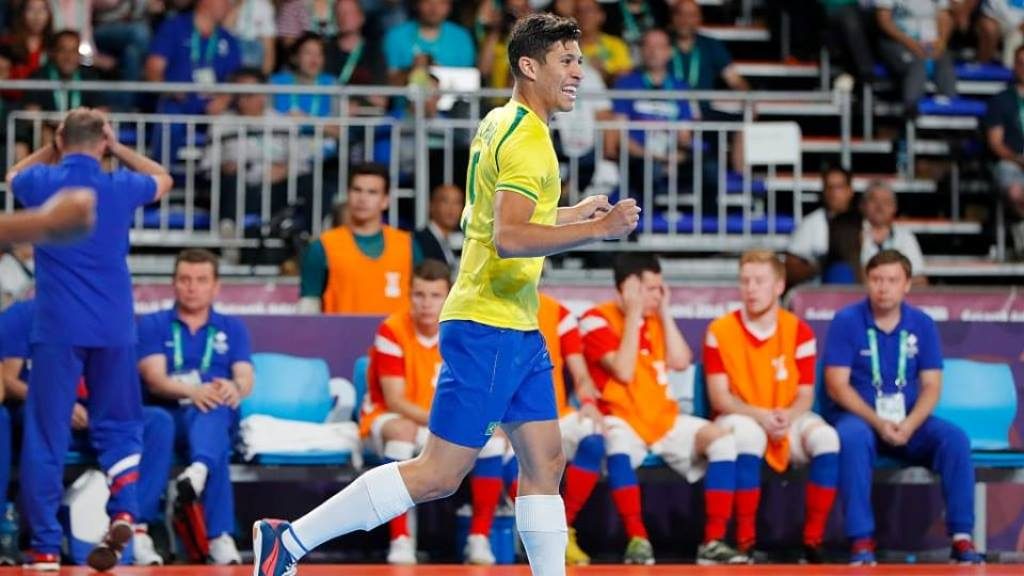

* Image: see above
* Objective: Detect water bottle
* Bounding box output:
[896,139,909,180]
[0,502,20,564]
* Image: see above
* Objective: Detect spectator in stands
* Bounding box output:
[612,28,693,201]
[984,45,1024,256]
[202,68,315,234]
[785,165,863,287]
[705,250,839,564]
[384,0,475,85]
[1,0,52,80]
[978,0,1024,66]
[276,0,337,48]
[299,163,422,315]
[670,0,749,94]
[145,0,242,117]
[224,0,276,74]
[575,0,632,86]
[601,0,669,47]
[325,0,387,110]
[875,0,956,116]
[0,298,177,566]
[820,0,876,86]
[0,243,33,309]
[670,0,748,172]
[580,254,747,565]
[46,0,103,69]
[861,181,927,285]
[824,250,983,565]
[137,249,255,565]
[270,33,336,120]
[24,30,108,113]
[93,0,153,87]
[414,184,464,270]
[477,0,534,89]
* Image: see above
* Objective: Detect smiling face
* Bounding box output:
[526,39,584,113]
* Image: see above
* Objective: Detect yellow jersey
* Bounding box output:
[440,100,561,331]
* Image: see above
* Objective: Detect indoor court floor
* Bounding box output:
[0,565,1012,575]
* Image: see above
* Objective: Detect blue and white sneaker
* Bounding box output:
[951,539,984,564]
[253,519,300,576]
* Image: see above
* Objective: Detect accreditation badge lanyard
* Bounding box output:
[49,67,81,112]
[172,323,216,387]
[869,328,908,423]
[672,44,700,89]
[289,79,322,116]
[337,39,364,85]
[190,27,220,85]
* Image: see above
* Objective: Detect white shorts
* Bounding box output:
[559,410,600,461]
[603,414,710,483]
[715,411,829,467]
[369,412,430,457]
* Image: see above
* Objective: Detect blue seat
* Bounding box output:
[638,213,795,235]
[352,355,370,421]
[243,353,350,465]
[725,172,767,195]
[934,359,1017,451]
[917,96,987,118]
[141,208,212,230]
[954,62,1012,82]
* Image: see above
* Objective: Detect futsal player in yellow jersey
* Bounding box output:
[254,13,640,576]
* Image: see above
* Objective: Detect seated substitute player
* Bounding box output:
[360,259,513,566]
[704,250,839,563]
[579,254,748,565]
[824,250,983,565]
[253,13,641,576]
[136,249,255,565]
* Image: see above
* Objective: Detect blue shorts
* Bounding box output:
[429,320,556,449]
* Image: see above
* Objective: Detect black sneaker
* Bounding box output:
[801,544,827,564]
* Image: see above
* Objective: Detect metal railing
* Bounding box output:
[0,79,851,251]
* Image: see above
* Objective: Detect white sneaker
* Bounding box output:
[386,535,417,565]
[177,462,209,497]
[132,530,163,566]
[464,534,496,565]
[208,534,241,565]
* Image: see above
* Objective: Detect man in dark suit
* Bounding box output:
[414,184,464,271]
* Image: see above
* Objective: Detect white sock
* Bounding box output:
[283,462,414,560]
[952,533,972,543]
[515,495,568,576]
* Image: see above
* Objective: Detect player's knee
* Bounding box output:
[728,415,767,456]
[418,466,467,500]
[382,418,419,443]
[383,440,416,462]
[804,423,840,457]
[940,422,971,456]
[575,434,606,462]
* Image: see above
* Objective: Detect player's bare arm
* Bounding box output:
[493,190,639,258]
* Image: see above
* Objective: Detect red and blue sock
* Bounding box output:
[805,453,838,547]
[607,453,647,539]
[563,434,605,525]
[734,453,762,550]
[470,455,503,536]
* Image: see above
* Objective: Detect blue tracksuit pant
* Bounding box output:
[832,413,974,540]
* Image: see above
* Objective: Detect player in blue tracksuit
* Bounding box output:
[0,299,176,565]
[823,250,983,565]
[137,248,254,565]
[4,108,172,571]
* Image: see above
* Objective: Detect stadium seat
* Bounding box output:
[954,62,1012,82]
[141,208,212,230]
[934,359,1018,451]
[243,353,334,423]
[638,212,795,235]
[917,96,987,118]
[351,355,369,421]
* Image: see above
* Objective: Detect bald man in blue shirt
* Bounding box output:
[5,108,172,571]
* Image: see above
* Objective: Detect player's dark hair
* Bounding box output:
[613,254,662,290]
[348,163,391,194]
[865,249,912,279]
[413,259,452,287]
[289,32,324,65]
[430,183,463,201]
[230,67,266,83]
[507,13,581,79]
[60,108,105,149]
[822,163,852,187]
[174,248,220,279]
